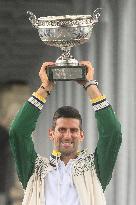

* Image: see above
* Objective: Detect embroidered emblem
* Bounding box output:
[34,150,95,178]
[73,152,95,176]
[35,155,52,179]
[49,154,60,167]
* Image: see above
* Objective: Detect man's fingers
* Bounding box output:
[40,62,54,73]
[42,62,54,70]
[39,62,54,81]
[80,61,93,71]
[79,61,94,81]
[80,61,92,66]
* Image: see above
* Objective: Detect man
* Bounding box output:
[9,61,122,205]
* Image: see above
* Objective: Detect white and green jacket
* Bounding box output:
[9,95,122,205]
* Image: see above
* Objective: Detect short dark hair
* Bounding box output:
[52,106,82,130]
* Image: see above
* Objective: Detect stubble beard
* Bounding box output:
[60,144,79,158]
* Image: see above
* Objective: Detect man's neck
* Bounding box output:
[60,153,78,165]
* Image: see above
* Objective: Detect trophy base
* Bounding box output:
[46,65,87,81]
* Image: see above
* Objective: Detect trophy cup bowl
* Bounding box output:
[27,9,101,81]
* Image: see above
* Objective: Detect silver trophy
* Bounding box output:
[27,9,101,81]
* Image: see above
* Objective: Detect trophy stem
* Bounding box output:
[56,47,79,66]
[61,47,71,58]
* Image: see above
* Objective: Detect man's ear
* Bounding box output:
[48,128,54,141]
[80,130,85,142]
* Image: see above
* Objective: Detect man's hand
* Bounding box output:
[39,62,55,92]
[35,62,55,99]
[77,61,102,99]
[77,61,94,85]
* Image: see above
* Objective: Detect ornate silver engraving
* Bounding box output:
[27,9,101,66]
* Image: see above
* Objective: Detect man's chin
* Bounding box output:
[58,143,79,157]
[60,147,77,157]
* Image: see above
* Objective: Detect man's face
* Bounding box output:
[49,117,84,156]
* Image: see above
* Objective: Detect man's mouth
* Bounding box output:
[61,142,73,147]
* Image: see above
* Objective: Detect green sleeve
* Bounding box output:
[9,101,41,189]
[94,106,122,192]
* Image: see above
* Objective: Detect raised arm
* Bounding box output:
[79,61,122,192]
[93,101,122,192]
[9,62,54,189]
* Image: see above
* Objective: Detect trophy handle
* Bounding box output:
[27,11,38,29]
[92,8,102,25]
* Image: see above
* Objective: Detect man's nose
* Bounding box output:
[64,129,72,137]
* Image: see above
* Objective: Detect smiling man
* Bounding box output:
[9,61,122,205]
[49,106,84,165]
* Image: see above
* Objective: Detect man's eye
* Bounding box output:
[70,128,79,133]
[57,128,79,133]
[58,128,66,133]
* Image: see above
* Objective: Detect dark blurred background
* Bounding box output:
[0,0,136,204]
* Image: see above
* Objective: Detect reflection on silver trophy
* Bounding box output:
[27,9,101,81]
